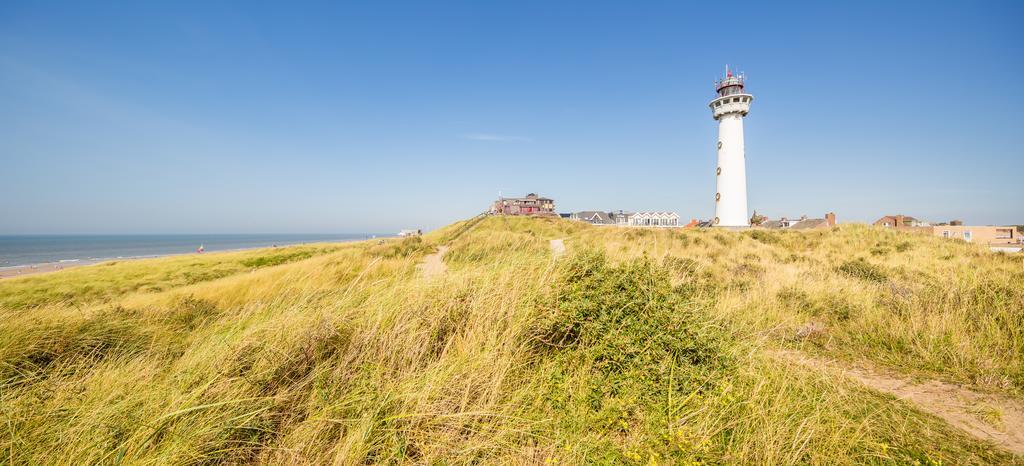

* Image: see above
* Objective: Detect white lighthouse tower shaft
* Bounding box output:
[709,68,753,227]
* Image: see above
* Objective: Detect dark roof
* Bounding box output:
[574,211,614,224]
[790,218,828,229]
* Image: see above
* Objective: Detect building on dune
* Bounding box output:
[874,214,928,228]
[874,214,1021,252]
[567,210,682,227]
[610,210,634,226]
[570,211,615,225]
[759,212,837,230]
[627,211,681,227]
[490,193,556,216]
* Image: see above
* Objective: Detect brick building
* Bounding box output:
[490,193,556,216]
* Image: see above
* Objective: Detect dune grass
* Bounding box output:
[0,217,1020,464]
[0,243,348,311]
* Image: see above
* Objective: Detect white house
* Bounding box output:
[627,212,681,227]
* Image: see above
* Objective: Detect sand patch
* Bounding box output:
[550,239,566,258]
[417,245,449,279]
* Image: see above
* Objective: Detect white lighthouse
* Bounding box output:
[709,66,753,228]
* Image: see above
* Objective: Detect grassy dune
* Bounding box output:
[1,217,1021,464]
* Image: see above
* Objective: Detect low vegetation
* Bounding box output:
[0,244,344,310]
[1,217,1020,463]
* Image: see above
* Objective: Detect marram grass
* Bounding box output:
[1,217,1021,464]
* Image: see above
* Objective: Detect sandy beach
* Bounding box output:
[0,259,106,279]
[0,239,370,281]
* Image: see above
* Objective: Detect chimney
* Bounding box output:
[895,215,905,228]
[825,212,836,227]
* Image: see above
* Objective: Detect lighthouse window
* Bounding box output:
[716,193,721,201]
[716,167,721,175]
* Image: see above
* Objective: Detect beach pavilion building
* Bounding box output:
[627,212,681,227]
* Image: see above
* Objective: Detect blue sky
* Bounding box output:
[1,1,1021,233]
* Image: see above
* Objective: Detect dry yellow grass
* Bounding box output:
[1,217,1021,464]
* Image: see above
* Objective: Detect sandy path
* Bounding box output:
[550,239,566,258]
[416,246,449,279]
[773,349,1024,455]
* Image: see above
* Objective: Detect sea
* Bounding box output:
[0,234,386,268]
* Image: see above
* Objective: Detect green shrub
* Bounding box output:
[748,230,780,245]
[531,250,732,461]
[663,256,700,276]
[241,249,319,268]
[837,259,888,283]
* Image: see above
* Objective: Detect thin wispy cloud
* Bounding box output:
[460,133,532,142]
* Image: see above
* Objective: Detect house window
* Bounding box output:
[996,229,1012,239]
[942,230,950,238]
[964,231,972,242]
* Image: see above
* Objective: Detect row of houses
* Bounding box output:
[567,210,690,227]
[755,212,837,230]
[753,212,1019,251]
[873,214,1021,252]
[489,194,689,228]
[486,195,1021,252]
